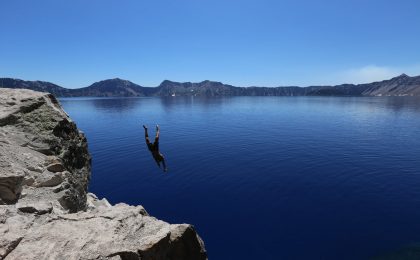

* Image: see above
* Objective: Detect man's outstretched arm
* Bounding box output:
[143,125,150,143]
[155,124,160,139]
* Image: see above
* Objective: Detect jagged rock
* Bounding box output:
[0,172,24,205]
[33,170,64,187]
[0,89,91,212]
[0,89,207,259]
[16,200,53,215]
[86,192,112,210]
[6,204,206,259]
[0,206,35,259]
[46,163,65,173]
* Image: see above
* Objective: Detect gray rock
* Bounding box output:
[86,192,112,210]
[0,89,207,259]
[0,205,35,259]
[16,200,53,215]
[6,204,206,260]
[33,170,63,187]
[46,162,65,173]
[0,172,24,204]
[0,89,91,212]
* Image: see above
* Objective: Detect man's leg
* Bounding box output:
[155,159,161,168]
[161,157,167,172]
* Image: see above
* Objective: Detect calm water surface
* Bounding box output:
[60,96,420,259]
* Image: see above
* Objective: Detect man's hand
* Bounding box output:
[143,125,147,130]
[156,124,159,131]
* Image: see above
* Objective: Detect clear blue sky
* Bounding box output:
[1,0,420,88]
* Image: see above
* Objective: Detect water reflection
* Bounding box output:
[383,96,420,112]
[91,98,140,112]
[61,96,420,115]
[162,96,420,113]
[60,97,147,113]
[159,96,229,113]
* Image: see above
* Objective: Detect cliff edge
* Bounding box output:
[0,89,207,259]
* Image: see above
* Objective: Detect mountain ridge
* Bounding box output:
[2,74,420,97]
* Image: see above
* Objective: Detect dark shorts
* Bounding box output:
[152,152,164,162]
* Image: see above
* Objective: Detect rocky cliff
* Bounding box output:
[0,89,207,259]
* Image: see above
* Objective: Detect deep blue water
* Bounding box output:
[60,96,420,259]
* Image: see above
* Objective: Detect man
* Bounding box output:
[143,124,167,172]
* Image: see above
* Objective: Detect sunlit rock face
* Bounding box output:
[0,88,207,260]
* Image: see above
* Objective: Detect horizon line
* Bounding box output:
[0,73,415,90]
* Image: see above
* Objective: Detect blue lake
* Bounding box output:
[60,96,420,259]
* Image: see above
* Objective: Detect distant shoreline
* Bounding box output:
[2,73,420,97]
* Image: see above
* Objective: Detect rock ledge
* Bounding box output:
[0,89,207,260]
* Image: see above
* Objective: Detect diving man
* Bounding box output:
[143,124,167,172]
